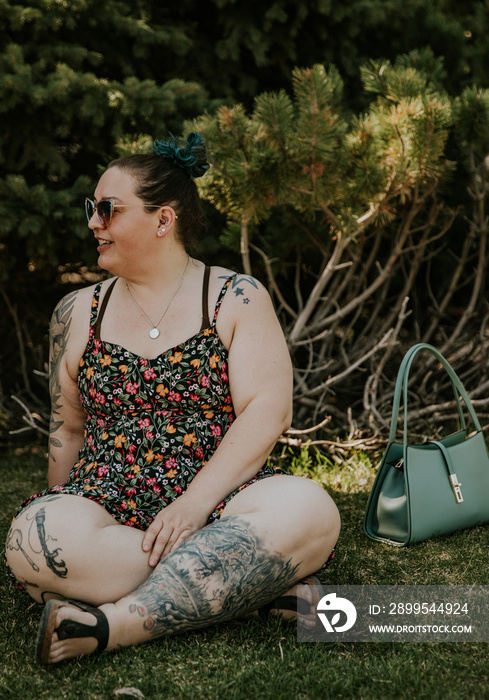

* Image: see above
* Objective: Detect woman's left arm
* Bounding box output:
[142,277,293,564]
[186,278,294,501]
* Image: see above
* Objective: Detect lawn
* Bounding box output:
[1,445,489,700]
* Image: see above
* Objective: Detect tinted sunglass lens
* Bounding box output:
[85,198,94,222]
[98,201,112,226]
[85,199,112,225]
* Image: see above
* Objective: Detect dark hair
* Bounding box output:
[107,133,210,250]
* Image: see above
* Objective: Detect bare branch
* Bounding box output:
[9,394,49,437]
[287,414,331,435]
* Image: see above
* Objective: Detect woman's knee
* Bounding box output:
[223,475,340,571]
[302,478,341,542]
[7,496,69,599]
[282,479,340,575]
[5,494,115,601]
[227,475,339,534]
[285,477,341,562]
[6,494,153,605]
[5,509,48,602]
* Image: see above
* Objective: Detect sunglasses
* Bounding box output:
[85,198,162,226]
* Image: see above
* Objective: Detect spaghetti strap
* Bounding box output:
[199,266,211,331]
[93,270,233,338]
[94,278,118,340]
[212,273,237,326]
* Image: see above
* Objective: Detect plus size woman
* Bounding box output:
[6,133,340,664]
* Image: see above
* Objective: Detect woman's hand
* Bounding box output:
[142,495,211,566]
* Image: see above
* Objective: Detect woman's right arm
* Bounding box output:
[47,289,90,487]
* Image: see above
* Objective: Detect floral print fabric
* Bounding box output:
[17,275,282,529]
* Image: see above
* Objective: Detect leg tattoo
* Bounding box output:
[34,507,68,578]
[6,502,68,579]
[5,528,40,572]
[128,517,299,637]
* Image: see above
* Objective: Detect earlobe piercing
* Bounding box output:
[157,228,166,237]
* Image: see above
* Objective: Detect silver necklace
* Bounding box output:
[125,256,190,339]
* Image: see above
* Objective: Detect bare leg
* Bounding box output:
[6,494,152,604]
[7,476,340,663]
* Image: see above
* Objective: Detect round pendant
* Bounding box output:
[149,328,160,339]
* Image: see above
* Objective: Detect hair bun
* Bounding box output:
[153,132,210,178]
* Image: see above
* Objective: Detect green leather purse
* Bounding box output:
[364,343,489,546]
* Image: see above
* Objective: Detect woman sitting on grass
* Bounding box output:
[5,133,340,664]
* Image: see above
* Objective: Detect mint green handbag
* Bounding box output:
[364,343,489,546]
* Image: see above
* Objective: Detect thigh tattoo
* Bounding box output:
[6,501,68,579]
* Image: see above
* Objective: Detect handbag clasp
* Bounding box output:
[449,474,464,503]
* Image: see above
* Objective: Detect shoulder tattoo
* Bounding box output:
[220,274,261,306]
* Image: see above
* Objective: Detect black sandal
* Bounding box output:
[260,575,325,619]
[35,598,109,664]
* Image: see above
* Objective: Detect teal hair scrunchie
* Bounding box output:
[153,132,210,178]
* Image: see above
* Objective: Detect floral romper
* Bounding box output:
[16,268,284,529]
[6,268,334,590]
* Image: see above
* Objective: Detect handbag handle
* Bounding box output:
[388,343,481,445]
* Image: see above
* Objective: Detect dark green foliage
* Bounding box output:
[1,0,488,288]
[188,53,489,434]
[0,0,209,282]
[1,0,489,438]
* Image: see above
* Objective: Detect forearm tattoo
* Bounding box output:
[48,291,77,460]
[6,499,68,579]
[128,517,299,637]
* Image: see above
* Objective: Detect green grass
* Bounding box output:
[2,445,489,700]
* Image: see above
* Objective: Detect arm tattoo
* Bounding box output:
[219,274,260,290]
[232,276,255,304]
[219,275,260,305]
[128,517,299,637]
[48,291,77,461]
[229,275,259,291]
